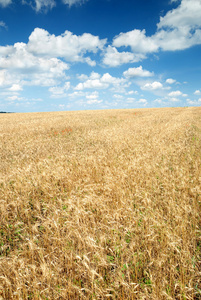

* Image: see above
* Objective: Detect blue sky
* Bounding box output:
[0,0,201,112]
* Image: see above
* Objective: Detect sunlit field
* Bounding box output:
[0,107,201,299]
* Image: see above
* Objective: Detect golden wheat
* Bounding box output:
[0,107,201,299]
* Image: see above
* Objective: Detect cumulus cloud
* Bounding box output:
[154,27,201,51]
[0,0,11,7]
[68,91,85,98]
[123,66,154,78]
[0,42,68,76]
[75,72,126,91]
[155,0,201,50]
[0,41,69,90]
[168,90,184,97]
[75,79,107,90]
[112,0,201,56]
[85,91,102,104]
[113,29,158,53]
[0,69,25,90]
[86,91,99,100]
[194,89,201,95]
[141,81,163,90]
[187,98,201,105]
[168,90,182,97]
[0,27,107,93]
[9,84,23,91]
[27,28,106,64]
[166,78,176,84]
[138,98,148,105]
[103,46,146,67]
[158,0,201,30]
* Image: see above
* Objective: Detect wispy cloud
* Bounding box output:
[0,0,12,7]
[0,21,7,29]
[62,0,88,7]
[22,0,56,12]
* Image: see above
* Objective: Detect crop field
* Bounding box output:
[0,107,201,299]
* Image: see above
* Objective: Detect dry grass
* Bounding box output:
[0,107,201,299]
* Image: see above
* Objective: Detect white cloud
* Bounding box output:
[75,79,108,90]
[87,99,102,105]
[154,27,201,51]
[101,73,124,84]
[84,57,96,67]
[126,90,138,95]
[154,98,164,104]
[0,21,7,29]
[0,42,69,90]
[0,42,69,75]
[68,91,85,98]
[187,98,201,105]
[89,72,101,80]
[112,0,201,57]
[29,0,56,12]
[103,46,146,67]
[67,90,102,105]
[9,84,23,91]
[0,0,11,7]
[194,89,201,95]
[28,28,106,65]
[75,72,126,91]
[158,0,201,30]
[155,0,201,51]
[86,91,99,100]
[113,29,158,53]
[138,98,148,105]
[123,66,154,78]
[113,94,123,99]
[168,90,182,97]
[166,78,176,84]
[169,97,180,102]
[77,74,88,81]
[0,69,24,90]
[0,70,8,86]
[1,0,87,11]
[6,95,24,101]
[58,104,65,109]
[141,81,163,90]
[0,27,106,92]
[126,97,135,103]
[49,81,70,98]
[62,0,87,7]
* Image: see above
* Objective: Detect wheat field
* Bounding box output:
[0,107,201,299]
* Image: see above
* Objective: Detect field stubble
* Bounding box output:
[0,107,201,299]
